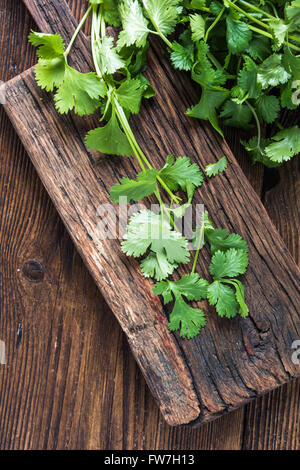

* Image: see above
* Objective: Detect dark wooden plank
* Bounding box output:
[2,0,300,427]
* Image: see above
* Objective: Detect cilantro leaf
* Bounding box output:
[159,155,203,192]
[29,31,106,114]
[116,78,144,114]
[168,297,207,338]
[205,155,228,177]
[170,40,194,71]
[186,88,229,137]
[96,36,125,75]
[154,273,209,301]
[54,65,106,115]
[140,251,178,281]
[190,13,206,41]
[85,112,133,156]
[269,20,289,50]
[29,31,66,91]
[110,169,158,202]
[206,228,248,254]
[222,279,249,317]
[237,56,261,100]
[154,274,208,338]
[220,100,252,129]
[256,95,280,124]
[265,126,300,163]
[207,281,239,318]
[122,209,190,263]
[241,137,280,168]
[209,249,249,279]
[29,31,65,59]
[118,0,150,49]
[257,54,291,89]
[143,0,181,36]
[226,15,252,55]
[34,57,66,92]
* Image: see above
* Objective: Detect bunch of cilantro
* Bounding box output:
[117,0,300,167]
[28,0,249,339]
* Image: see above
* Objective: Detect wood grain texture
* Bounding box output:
[2,0,300,427]
[0,0,299,448]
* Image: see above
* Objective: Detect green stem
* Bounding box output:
[245,100,261,149]
[226,0,270,30]
[191,222,205,274]
[142,1,174,49]
[238,0,275,20]
[205,7,225,42]
[248,25,300,52]
[65,4,92,56]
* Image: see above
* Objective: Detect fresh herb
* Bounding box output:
[205,155,228,177]
[118,0,300,167]
[29,0,249,338]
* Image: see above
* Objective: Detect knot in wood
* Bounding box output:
[22,259,44,282]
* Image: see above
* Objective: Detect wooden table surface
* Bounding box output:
[0,0,299,450]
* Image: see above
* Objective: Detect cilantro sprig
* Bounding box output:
[29,0,249,339]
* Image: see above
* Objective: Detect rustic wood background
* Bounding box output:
[0,0,299,449]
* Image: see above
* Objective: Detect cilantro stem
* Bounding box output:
[226,0,269,30]
[141,1,174,50]
[237,0,275,20]
[245,100,261,150]
[204,7,225,43]
[191,221,205,274]
[65,5,92,57]
[248,25,300,52]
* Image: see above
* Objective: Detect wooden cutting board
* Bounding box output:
[2,0,300,426]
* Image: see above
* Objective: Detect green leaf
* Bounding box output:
[96,36,125,75]
[241,137,280,168]
[122,209,190,263]
[159,155,203,192]
[206,228,248,254]
[226,15,252,55]
[140,251,178,281]
[257,54,291,89]
[220,100,252,129]
[190,13,206,41]
[186,88,229,137]
[222,279,249,317]
[116,78,144,114]
[256,95,280,124]
[269,20,289,49]
[154,274,208,338]
[265,126,300,163]
[85,112,133,156]
[168,297,206,338]
[154,273,209,301]
[143,0,181,36]
[209,249,249,279]
[171,40,194,71]
[54,65,106,115]
[34,57,66,92]
[110,169,158,202]
[246,36,270,61]
[29,31,65,59]
[237,56,261,100]
[118,0,150,49]
[207,280,239,318]
[103,0,122,26]
[205,155,228,177]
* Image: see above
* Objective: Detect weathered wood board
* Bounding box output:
[2,0,300,426]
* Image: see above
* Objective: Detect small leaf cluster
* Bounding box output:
[117,0,300,167]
